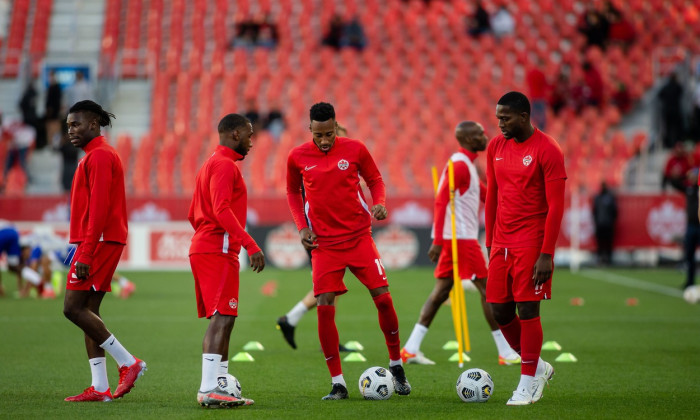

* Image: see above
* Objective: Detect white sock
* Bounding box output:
[89,357,109,392]
[331,374,346,387]
[389,359,402,367]
[22,267,42,286]
[219,360,229,376]
[403,323,428,354]
[100,335,136,367]
[286,301,308,326]
[118,276,129,288]
[200,353,222,392]
[491,329,514,356]
[535,357,546,376]
[517,374,534,391]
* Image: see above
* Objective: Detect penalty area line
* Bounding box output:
[578,269,683,298]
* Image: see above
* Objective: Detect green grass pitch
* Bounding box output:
[1,266,699,419]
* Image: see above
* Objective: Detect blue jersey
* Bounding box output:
[0,226,20,266]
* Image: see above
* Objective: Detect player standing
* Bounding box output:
[62,100,146,402]
[400,121,520,365]
[189,114,264,408]
[485,92,566,405]
[286,102,410,400]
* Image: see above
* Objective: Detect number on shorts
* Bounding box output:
[374,258,385,276]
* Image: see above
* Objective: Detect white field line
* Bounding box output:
[578,269,683,298]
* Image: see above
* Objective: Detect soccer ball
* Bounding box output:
[358,366,394,400]
[456,368,493,403]
[683,285,700,304]
[217,374,242,398]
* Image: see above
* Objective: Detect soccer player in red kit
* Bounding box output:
[401,121,519,366]
[287,102,411,400]
[485,92,566,405]
[189,113,265,408]
[62,101,146,402]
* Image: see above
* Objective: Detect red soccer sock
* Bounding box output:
[373,292,401,361]
[498,316,522,354]
[317,305,342,377]
[519,316,543,377]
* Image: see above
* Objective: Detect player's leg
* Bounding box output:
[201,313,235,392]
[401,277,451,365]
[276,289,315,349]
[472,276,520,364]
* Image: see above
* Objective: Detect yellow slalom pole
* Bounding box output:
[447,160,469,366]
[434,165,464,363]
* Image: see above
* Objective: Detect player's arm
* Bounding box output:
[358,144,387,220]
[286,152,317,250]
[484,143,498,258]
[429,166,450,263]
[75,152,113,278]
[210,162,264,272]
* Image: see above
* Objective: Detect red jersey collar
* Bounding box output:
[83,136,107,153]
[215,144,244,161]
[459,147,478,161]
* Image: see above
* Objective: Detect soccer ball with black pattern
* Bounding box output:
[358,366,394,400]
[217,374,242,398]
[456,368,493,403]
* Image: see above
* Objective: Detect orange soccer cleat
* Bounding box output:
[64,386,113,402]
[113,358,147,399]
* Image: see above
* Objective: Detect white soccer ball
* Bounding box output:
[683,285,700,304]
[456,368,493,403]
[358,366,394,400]
[217,374,242,398]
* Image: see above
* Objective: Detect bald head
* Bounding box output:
[455,121,487,152]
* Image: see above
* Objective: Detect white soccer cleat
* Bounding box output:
[400,348,436,365]
[506,386,533,406]
[531,361,555,403]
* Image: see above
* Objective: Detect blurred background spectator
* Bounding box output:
[490,5,514,39]
[662,143,691,192]
[467,1,490,38]
[44,71,63,148]
[592,181,618,265]
[657,72,685,149]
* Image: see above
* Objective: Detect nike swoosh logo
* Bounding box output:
[522,360,535,364]
[325,356,333,361]
[110,339,115,345]
[304,165,317,171]
[93,362,102,366]
[391,330,399,335]
[495,157,504,161]
[205,358,214,361]
[382,276,387,280]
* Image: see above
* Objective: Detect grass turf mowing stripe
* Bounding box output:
[579,269,683,298]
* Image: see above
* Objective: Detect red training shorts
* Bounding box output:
[311,234,389,296]
[190,253,240,318]
[66,242,124,293]
[434,239,488,281]
[486,246,553,303]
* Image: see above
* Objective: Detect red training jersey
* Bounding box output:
[287,136,386,245]
[485,128,567,251]
[189,145,260,256]
[69,136,128,266]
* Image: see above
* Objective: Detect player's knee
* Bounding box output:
[63,305,79,322]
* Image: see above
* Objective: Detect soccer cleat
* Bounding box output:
[322,383,349,400]
[506,386,534,406]
[389,365,412,395]
[276,316,297,349]
[198,386,254,408]
[400,348,435,365]
[41,288,56,299]
[531,361,555,403]
[64,386,113,402]
[120,280,135,299]
[113,358,147,399]
[499,351,522,366]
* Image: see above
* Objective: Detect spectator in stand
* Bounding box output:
[604,1,635,49]
[526,60,549,130]
[490,5,515,39]
[657,71,685,149]
[2,114,35,189]
[323,15,344,49]
[342,16,367,50]
[257,15,279,49]
[243,97,261,133]
[45,71,63,147]
[550,72,571,116]
[612,81,632,113]
[467,1,491,38]
[19,80,40,137]
[662,143,691,192]
[68,71,94,105]
[578,6,609,50]
[582,61,604,108]
[264,101,285,141]
[592,181,618,265]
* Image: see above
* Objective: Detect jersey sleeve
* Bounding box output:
[209,161,260,254]
[541,178,566,254]
[76,151,114,266]
[432,160,470,245]
[286,149,308,231]
[358,143,386,206]
[484,141,498,248]
[541,140,567,182]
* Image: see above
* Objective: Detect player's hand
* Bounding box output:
[299,227,318,250]
[75,261,90,280]
[249,251,265,273]
[532,253,553,292]
[371,204,388,220]
[428,244,442,263]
